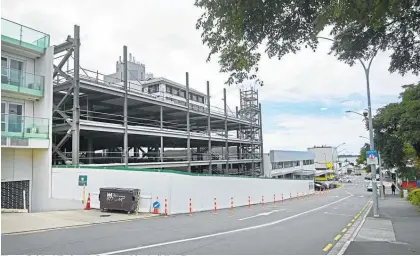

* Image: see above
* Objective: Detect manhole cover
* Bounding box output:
[100,214,111,217]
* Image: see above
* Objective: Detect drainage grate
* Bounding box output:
[100,214,111,217]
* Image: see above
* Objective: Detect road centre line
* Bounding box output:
[238,209,285,221]
[102,193,353,255]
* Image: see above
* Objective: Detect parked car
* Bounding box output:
[315,181,328,190]
[367,181,380,194]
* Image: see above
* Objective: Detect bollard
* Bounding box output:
[262,195,265,207]
[274,194,276,207]
[297,192,299,200]
[248,196,251,211]
[230,197,234,215]
[164,198,168,217]
[302,192,304,198]
[189,198,192,216]
[214,197,218,215]
[281,193,284,205]
[290,192,292,201]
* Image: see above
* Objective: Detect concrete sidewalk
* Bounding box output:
[344,191,420,255]
[1,209,156,235]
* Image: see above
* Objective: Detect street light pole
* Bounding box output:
[319,36,379,216]
[359,55,380,217]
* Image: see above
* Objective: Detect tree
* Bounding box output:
[195,0,420,85]
[356,143,370,166]
[372,82,420,179]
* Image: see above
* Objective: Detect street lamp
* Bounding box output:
[332,142,346,172]
[320,36,379,216]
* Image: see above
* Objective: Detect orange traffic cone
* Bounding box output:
[84,193,91,210]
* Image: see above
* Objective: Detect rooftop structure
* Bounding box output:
[51,25,263,176]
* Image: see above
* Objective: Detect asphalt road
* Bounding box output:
[2,178,371,255]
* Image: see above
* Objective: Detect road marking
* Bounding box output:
[323,243,333,252]
[102,194,353,255]
[238,209,284,221]
[342,228,347,233]
[324,212,354,217]
[334,234,342,241]
[347,223,352,227]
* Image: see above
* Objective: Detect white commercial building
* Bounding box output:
[264,150,315,179]
[1,18,80,212]
[1,18,53,211]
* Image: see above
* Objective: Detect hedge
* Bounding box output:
[406,188,420,211]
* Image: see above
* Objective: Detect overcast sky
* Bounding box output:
[2,0,418,154]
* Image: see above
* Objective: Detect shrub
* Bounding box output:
[400,189,404,198]
[407,188,420,208]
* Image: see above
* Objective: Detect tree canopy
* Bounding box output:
[195,0,420,85]
[371,82,420,179]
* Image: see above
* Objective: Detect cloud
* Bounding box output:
[263,114,369,154]
[2,0,418,155]
[320,107,328,111]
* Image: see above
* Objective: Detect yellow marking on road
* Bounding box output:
[347,223,352,227]
[351,219,356,222]
[323,243,333,252]
[342,228,347,233]
[334,234,342,241]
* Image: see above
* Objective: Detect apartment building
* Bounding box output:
[1,18,53,212]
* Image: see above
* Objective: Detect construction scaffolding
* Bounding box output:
[51,25,264,176]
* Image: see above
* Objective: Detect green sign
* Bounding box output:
[78,175,87,186]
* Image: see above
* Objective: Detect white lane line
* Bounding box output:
[101,193,354,255]
[238,209,285,221]
[324,212,354,217]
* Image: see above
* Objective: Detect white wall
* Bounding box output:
[1,148,33,182]
[51,167,315,214]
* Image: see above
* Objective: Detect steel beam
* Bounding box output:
[72,25,80,166]
[224,88,228,174]
[259,103,264,176]
[186,72,191,172]
[54,86,74,112]
[123,45,129,167]
[52,129,72,154]
[54,107,72,126]
[207,81,212,174]
[53,49,73,78]
[53,36,74,54]
[160,106,164,163]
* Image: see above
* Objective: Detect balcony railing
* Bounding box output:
[1,114,49,139]
[1,67,44,97]
[1,18,50,52]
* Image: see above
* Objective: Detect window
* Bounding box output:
[2,102,23,133]
[9,59,23,86]
[189,93,193,100]
[148,84,159,93]
[198,96,204,104]
[172,87,179,96]
[1,102,5,132]
[179,90,186,98]
[1,57,7,84]
[166,85,171,93]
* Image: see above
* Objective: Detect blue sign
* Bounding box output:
[366,150,378,165]
[153,201,160,209]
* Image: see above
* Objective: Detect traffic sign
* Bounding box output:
[78,175,87,186]
[153,201,160,209]
[365,150,379,165]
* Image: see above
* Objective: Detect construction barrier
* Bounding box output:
[214,197,218,215]
[189,198,192,216]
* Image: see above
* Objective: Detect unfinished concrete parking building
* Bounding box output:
[52,25,263,176]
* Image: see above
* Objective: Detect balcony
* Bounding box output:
[1,18,50,53]
[1,114,49,139]
[1,67,44,98]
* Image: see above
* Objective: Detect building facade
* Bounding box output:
[264,150,315,179]
[1,18,53,212]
